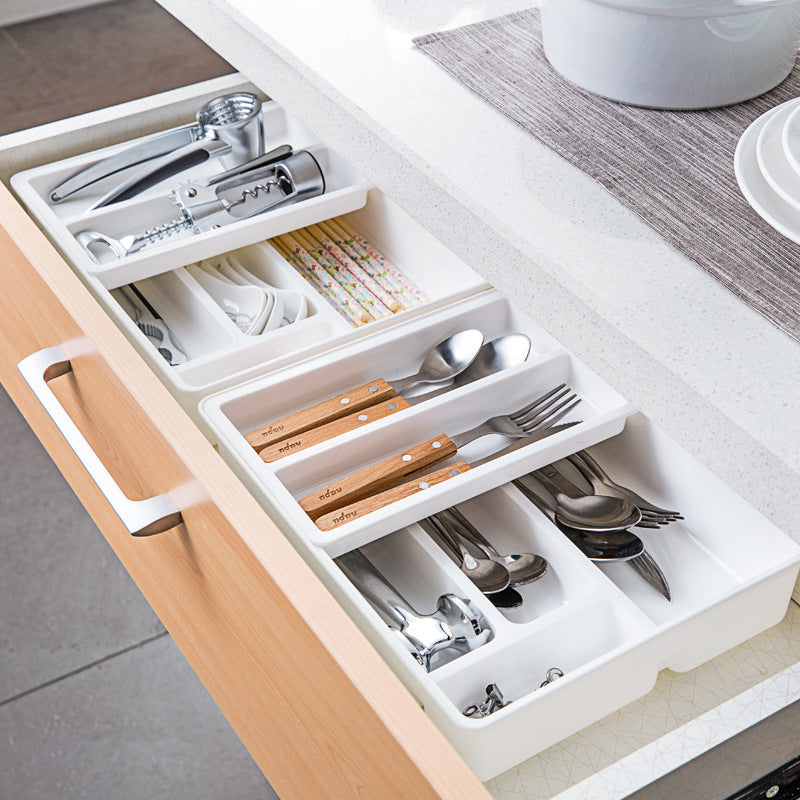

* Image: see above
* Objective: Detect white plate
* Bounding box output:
[735,104,800,246]
[781,100,800,177]
[756,99,800,213]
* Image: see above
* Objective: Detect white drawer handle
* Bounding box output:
[18,345,182,537]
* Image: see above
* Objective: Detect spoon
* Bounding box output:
[416,333,531,401]
[421,517,511,595]
[245,328,484,452]
[435,508,548,586]
[532,465,642,532]
[488,587,524,609]
[512,475,644,559]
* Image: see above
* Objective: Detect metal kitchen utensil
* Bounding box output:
[420,515,511,594]
[256,332,532,462]
[336,549,491,672]
[437,506,548,587]
[463,684,508,718]
[531,463,642,531]
[313,421,581,532]
[488,586,524,609]
[418,333,532,402]
[627,548,672,601]
[512,474,645,560]
[50,92,265,206]
[300,385,581,520]
[76,150,325,263]
[245,329,485,452]
[567,450,683,525]
[515,469,670,597]
[539,667,564,688]
[119,285,187,366]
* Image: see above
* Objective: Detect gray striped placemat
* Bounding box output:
[414,10,800,343]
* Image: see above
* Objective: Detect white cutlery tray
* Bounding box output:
[10,99,372,287]
[202,381,800,780]
[8,77,800,784]
[203,293,636,553]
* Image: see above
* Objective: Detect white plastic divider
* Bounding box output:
[201,291,635,553]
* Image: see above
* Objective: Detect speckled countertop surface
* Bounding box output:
[152,1,800,795]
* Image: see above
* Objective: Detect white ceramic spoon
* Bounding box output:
[188,263,269,335]
[226,254,307,326]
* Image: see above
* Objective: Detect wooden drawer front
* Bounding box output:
[0,182,491,800]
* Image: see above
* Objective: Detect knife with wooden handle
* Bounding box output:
[315,462,472,531]
[311,422,580,531]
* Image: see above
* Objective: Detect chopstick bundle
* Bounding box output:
[332,218,428,307]
[273,235,370,326]
[292,229,393,320]
[307,224,402,312]
[269,216,427,327]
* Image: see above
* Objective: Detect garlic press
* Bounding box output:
[76,150,325,263]
[50,92,264,208]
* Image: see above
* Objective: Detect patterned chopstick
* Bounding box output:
[306,223,403,312]
[293,229,393,320]
[273,234,371,326]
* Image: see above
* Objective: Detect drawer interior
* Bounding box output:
[5,77,800,784]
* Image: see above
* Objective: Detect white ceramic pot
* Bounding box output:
[540,0,800,109]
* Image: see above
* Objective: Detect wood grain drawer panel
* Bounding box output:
[0,182,491,800]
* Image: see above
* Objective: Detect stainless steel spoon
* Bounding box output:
[417,333,531,401]
[532,465,642,531]
[421,516,511,595]
[512,475,644,559]
[435,508,548,586]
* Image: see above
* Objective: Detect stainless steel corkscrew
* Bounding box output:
[75,150,325,263]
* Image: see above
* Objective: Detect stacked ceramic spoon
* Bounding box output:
[735,98,800,243]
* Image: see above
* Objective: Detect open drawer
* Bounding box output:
[3,75,800,797]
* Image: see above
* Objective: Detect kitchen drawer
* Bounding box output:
[3,75,800,796]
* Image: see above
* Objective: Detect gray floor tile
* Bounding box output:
[0,386,165,701]
[0,0,232,135]
[0,635,275,800]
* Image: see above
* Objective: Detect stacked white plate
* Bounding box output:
[735,98,800,243]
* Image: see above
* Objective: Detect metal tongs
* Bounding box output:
[49,92,265,207]
[76,149,325,263]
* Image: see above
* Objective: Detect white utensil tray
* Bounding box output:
[202,370,800,779]
[203,293,635,553]
[10,99,372,287]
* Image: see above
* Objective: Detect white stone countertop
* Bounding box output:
[153,1,800,797]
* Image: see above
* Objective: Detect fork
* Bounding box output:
[567,450,682,527]
[299,384,580,520]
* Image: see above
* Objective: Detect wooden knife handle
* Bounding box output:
[259,397,411,462]
[315,461,472,531]
[298,435,458,520]
[244,378,397,451]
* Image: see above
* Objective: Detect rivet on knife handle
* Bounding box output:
[299,436,459,520]
[315,462,472,531]
[259,397,411,462]
[244,378,397,451]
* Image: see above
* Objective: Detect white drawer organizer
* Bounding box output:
[200,297,800,780]
[8,77,800,783]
